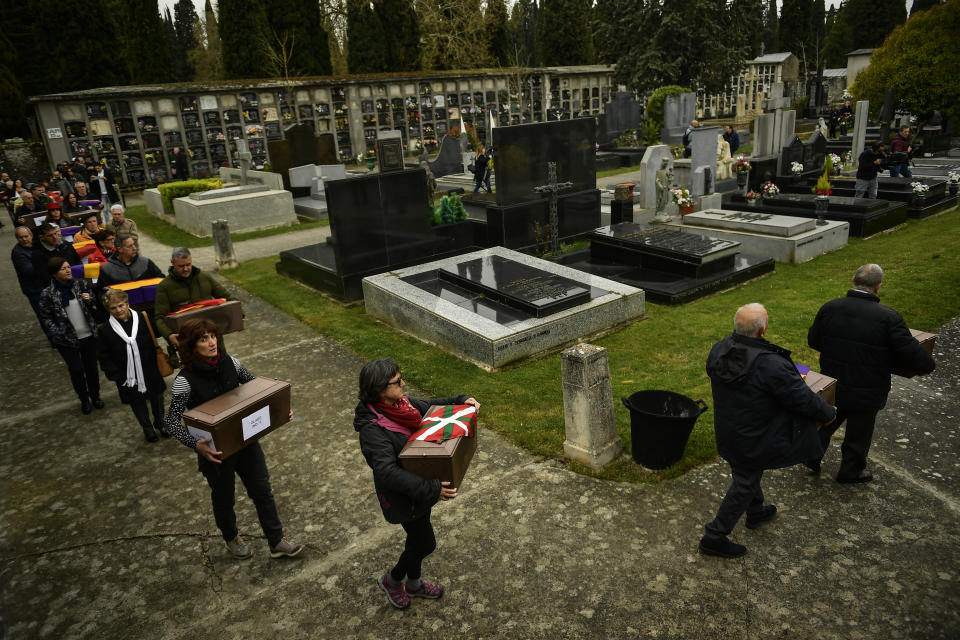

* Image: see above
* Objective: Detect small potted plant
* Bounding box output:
[670,186,695,215]
[744,190,762,205]
[760,181,779,198]
[364,149,376,170]
[948,171,959,196]
[911,181,930,205]
[812,171,832,225]
[733,156,751,192]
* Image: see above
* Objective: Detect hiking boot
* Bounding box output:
[699,535,747,559]
[745,505,778,529]
[378,573,410,609]
[226,535,252,559]
[406,580,444,599]
[270,538,304,558]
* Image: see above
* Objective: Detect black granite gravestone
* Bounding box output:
[276,168,481,300]
[807,130,827,170]
[492,118,595,206]
[603,92,644,141]
[438,254,590,317]
[268,123,337,189]
[781,136,804,173]
[722,192,909,236]
[560,222,775,304]
[420,135,463,178]
[778,177,957,219]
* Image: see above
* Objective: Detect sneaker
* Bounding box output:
[745,505,778,529]
[406,580,444,599]
[270,537,304,558]
[226,535,252,559]
[378,573,410,609]
[699,535,747,559]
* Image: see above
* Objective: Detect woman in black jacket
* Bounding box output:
[96,288,168,442]
[354,358,479,610]
[164,318,303,561]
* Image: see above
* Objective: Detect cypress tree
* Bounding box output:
[537,0,595,66]
[265,0,332,77]
[730,0,764,59]
[347,0,387,74]
[372,0,420,72]
[174,0,199,79]
[122,1,175,84]
[843,0,906,49]
[909,0,942,17]
[821,12,853,68]
[0,30,29,139]
[485,0,510,66]
[509,0,538,66]
[164,8,180,77]
[779,0,812,58]
[760,0,779,53]
[219,0,272,79]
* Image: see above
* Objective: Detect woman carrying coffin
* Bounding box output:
[96,288,168,442]
[163,318,303,560]
[354,358,479,609]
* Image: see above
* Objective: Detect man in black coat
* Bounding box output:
[701,303,835,558]
[97,234,164,290]
[808,264,935,483]
[171,147,189,181]
[31,223,81,285]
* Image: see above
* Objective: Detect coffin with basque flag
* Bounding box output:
[399,405,478,490]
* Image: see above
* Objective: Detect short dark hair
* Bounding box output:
[871,142,884,153]
[46,256,69,276]
[93,229,115,243]
[358,358,401,404]
[177,318,221,370]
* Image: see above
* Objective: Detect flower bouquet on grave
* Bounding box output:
[744,190,762,204]
[670,186,693,207]
[911,182,930,202]
[732,156,752,174]
[829,153,842,169]
[760,181,779,197]
[790,161,804,178]
[948,171,960,196]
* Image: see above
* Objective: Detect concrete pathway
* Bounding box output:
[1,220,959,639]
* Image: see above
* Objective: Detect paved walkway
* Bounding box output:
[1,217,959,639]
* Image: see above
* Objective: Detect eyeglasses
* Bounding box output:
[385,375,404,387]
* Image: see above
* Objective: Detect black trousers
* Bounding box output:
[704,466,765,541]
[130,393,165,430]
[198,442,284,547]
[56,336,100,402]
[819,409,879,478]
[390,511,436,582]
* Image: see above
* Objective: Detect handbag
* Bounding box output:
[142,311,174,377]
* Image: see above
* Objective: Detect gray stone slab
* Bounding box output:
[172,189,297,236]
[674,209,849,263]
[190,185,270,200]
[852,100,870,156]
[779,109,797,153]
[289,164,320,189]
[362,247,645,370]
[217,166,284,191]
[683,208,816,236]
[690,126,721,197]
[754,113,776,157]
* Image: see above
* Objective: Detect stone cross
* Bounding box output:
[533,162,573,256]
[237,150,252,185]
[561,343,622,470]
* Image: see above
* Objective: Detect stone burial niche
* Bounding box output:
[362,246,645,370]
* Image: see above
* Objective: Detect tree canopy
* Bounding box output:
[850,0,960,126]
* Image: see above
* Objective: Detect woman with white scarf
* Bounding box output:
[96,288,168,442]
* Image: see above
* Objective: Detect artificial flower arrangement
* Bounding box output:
[670,186,693,207]
[911,181,930,195]
[761,181,779,197]
[744,190,762,202]
[732,156,751,173]
[828,153,842,167]
[947,171,960,184]
[813,171,832,196]
[791,161,804,175]
[841,151,852,165]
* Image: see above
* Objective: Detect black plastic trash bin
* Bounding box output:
[622,391,708,470]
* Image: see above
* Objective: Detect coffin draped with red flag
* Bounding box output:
[398,404,478,490]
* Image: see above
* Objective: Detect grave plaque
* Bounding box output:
[438,254,591,318]
[377,138,405,173]
[590,223,741,277]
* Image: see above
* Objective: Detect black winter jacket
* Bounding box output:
[808,289,935,412]
[97,253,164,289]
[707,332,835,469]
[95,314,167,404]
[354,394,468,524]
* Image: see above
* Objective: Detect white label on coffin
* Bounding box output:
[188,426,216,451]
[241,405,271,441]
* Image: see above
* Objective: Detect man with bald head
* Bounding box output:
[701,303,836,558]
[808,264,935,483]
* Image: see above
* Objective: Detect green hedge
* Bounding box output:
[643,85,692,145]
[158,178,223,212]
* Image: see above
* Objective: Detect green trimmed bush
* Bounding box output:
[158,178,224,212]
[643,85,691,145]
[449,193,468,221]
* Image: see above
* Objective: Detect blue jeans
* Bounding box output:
[889,163,912,178]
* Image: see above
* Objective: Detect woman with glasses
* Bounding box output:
[354,358,479,610]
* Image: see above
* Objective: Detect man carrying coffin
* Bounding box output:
[700,303,835,559]
[154,247,235,349]
[807,264,935,483]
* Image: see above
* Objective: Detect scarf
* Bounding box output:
[372,396,423,436]
[108,312,146,393]
[53,279,75,307]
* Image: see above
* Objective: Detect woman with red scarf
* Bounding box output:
[354,358,479,610]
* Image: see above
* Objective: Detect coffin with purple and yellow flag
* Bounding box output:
[108,277,164,306]
[71,263,101,280]
[398,404,478,490]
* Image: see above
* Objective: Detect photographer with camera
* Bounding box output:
[855,142,886,199]
[888,126,913,178]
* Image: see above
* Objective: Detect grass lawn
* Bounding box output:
[124,204,329,248]
[597,164,643,179]
[223,207,960,484]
